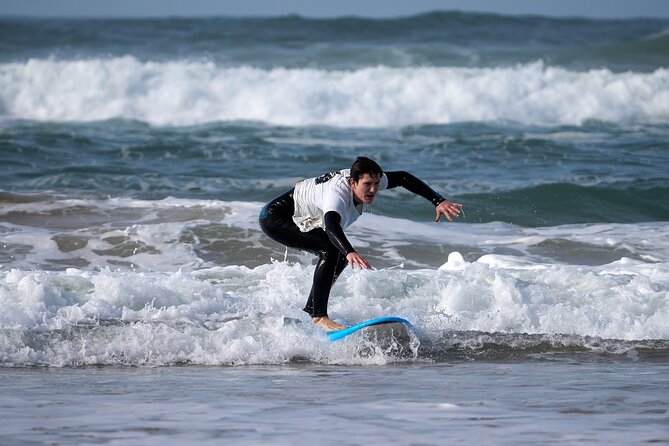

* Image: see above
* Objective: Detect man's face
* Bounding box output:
[350,173,381,205]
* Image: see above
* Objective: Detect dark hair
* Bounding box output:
[350,156,383,182]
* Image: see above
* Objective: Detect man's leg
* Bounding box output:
[259,190,348,330]
[307,249,348,331]
[303,248,347,317]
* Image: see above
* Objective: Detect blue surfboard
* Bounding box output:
[327,316,412,341]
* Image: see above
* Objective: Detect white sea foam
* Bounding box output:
[1,57,668,127]
[2,196,668,366]
[1,250,668,366]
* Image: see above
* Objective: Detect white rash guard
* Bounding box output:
[292,169,388,232]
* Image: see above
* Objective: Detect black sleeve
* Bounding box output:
[323,211,356,255]
[385,171,445,206]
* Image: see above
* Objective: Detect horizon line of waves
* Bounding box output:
[2,12,667,54]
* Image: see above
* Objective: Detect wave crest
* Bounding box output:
[1,58,668,127]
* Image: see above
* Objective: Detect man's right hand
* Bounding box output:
[346,252,371,269]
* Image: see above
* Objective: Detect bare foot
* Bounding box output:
[312,316,347,332]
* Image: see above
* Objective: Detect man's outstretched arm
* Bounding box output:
[385,171,463,222]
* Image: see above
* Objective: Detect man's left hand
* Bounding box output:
[435,200,463,222]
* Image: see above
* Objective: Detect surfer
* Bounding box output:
[259,156,462,332]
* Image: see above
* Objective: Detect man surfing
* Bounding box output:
[259,157,462,332]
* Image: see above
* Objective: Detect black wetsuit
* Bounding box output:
[258,171,445,318]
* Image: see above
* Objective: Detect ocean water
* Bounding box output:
[1,11,669,444]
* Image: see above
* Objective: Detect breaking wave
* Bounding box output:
[1,58,668,127]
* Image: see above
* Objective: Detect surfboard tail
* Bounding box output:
[327,316,412,341]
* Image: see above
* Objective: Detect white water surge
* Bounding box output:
[1,251,667,366]
[1,58,668,126]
